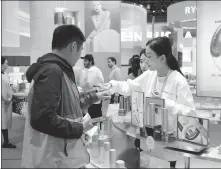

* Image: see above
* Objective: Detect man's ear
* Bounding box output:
[70,41,77,52]
[160,54,167,63]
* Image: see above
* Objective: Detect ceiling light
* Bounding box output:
[161,9,165,12]
[180,19,197,22]
[146,4,150,10]
[182,27,196,29]
[140,4,143,7]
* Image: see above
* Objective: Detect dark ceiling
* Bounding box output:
[121,0,186,22]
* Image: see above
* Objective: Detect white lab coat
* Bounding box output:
[109,70,196,132]
[79,66,104,104]
[1,73,13,129]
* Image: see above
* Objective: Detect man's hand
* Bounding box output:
[96,90,111,101]
[94,83,111,92]
[82,113,93,133]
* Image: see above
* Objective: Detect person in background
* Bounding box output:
[23,25,110,168]
[73,58,85,86]
[128,55,140,75]
[107,57,122,81]
[79,54,104,118]
[106,36,196,133]
[127,57,142,80]
[1,57,16,148]
[139,49,149,73]
[107,57,123,103]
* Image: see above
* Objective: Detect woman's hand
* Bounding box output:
[152,90,161,98]
[96,90,111,101]
[96,83,112,92]
[103,83,112,90]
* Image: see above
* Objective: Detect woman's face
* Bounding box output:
[140,54,149,72]
[2,59,8,72]
[93,1,102,14]
[145,46,163,71]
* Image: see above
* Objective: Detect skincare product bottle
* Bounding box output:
[145,103,155,137]
[97,123,100,135]
[104,142,110,167]
[91,134,99,157]
[109,149,116,168]
[119,96,126,116]
[161,108,169,142]
[103,120,108,135]
[115,160,126,168]
[98,137,104,163]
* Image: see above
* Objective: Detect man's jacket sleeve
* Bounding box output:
[30,65,83,139]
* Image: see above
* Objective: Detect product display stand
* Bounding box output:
[113,121,221,169]
[87,106,221,168]
[87,117,121,168]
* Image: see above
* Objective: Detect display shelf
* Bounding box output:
[113,122,221,167]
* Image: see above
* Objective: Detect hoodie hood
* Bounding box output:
[26,53,72,83]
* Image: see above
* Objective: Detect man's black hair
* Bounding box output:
[52,25,86,50]
[107,57,117,64]
[84,54,95,65]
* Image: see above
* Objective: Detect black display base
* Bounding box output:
[143,125,162,141]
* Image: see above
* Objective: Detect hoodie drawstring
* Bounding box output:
[64,139,68,156]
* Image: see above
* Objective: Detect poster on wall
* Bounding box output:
[196,1,221,97]
[84,1,120,53]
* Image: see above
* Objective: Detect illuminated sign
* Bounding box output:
[185,6,197,14]
[121,31,171,42]
[183,28,196,38]
[147,31,171,39]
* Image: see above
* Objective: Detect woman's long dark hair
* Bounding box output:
[139,49,146,57]
[146,36,184,76]
[130,57,141,78]
[128,55,139,75]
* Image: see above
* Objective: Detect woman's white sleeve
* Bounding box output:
[165,80,196,116]
[109,71,150,96]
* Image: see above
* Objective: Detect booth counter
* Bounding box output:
[88,110,221,168]
[114,122,221,168]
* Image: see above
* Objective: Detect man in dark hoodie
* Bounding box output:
[22,25,110,168]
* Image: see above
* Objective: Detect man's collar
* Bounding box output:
[112,65,117,70]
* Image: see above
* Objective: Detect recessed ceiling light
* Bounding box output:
[146,4,150,10]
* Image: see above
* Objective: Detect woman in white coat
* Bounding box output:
[1,57,16,148]
[107,37,196,134]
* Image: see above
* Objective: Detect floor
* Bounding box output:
[1,100,221,168]
[1,114,25,168]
